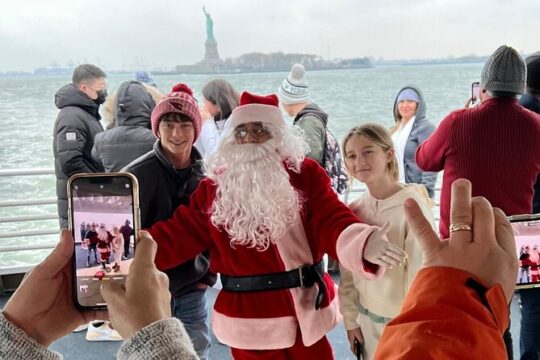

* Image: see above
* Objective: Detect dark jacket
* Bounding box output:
[92,81,156,172]
[520,92,540,213]
[124,142,215,297]
[392,85,437,198]
[294,103,327,164]
[53,84,104,228]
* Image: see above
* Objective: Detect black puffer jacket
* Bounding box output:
[53,84,104,228]
[124,143,216,297]
[92,81,156,172]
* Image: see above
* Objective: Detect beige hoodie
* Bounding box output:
[339,183,435,329]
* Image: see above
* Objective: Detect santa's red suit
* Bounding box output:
[148,158,381,357]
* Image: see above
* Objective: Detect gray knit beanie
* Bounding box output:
[278,64,310,105]
[481,45,526,95]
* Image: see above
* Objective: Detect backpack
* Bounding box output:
[322,128,349,194]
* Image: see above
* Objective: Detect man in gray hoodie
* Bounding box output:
[53,64,107,229]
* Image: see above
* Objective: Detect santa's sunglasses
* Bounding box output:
[234,124,270,140]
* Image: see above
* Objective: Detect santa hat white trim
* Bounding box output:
[225,103,284,130]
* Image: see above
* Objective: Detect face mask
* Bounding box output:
[94,89,108,105]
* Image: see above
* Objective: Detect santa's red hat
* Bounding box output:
[225,92,284,130]
[151,83,202,140]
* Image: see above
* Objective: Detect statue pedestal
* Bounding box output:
[204,39,221,62]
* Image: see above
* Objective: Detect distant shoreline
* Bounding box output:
[0,61,488,78]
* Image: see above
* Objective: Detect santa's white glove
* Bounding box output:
[363,222,407,268]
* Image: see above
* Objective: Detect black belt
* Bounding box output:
[221,260,327,310]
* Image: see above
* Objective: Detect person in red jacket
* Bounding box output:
[374,178,518,360]
[146,91,406,359]
[416,45,540,240]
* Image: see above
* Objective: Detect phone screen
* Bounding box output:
[69,174,139,308]
[472,82,481,101]
[510,215,540,290]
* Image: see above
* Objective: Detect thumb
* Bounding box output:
[101,280,125,305]
[404,198,442,256]
[37,229,74,275]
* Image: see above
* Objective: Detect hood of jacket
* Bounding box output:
[112,81,155,128]
[519,92,540,114]
[55,83,100,119]
[294,103,328,127]
[392,84,427,123]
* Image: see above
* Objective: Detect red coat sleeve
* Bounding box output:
[416,113,453,172]
[300,159,362,259]
[374,267,509,360]
[146,179,213,271]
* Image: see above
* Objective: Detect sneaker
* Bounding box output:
[86,321,122,341]
[73,323,89,333]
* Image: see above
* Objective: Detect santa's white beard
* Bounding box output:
[210,139,301,251]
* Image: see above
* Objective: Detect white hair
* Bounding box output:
[206,123,309,251]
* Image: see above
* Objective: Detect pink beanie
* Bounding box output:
[151,83,202,141]
[225,92,285,131]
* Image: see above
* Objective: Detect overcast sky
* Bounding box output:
[1,0,538,71]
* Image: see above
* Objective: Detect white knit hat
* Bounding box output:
[277,64,310,105]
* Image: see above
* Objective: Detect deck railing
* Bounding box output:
[0,168,440,276]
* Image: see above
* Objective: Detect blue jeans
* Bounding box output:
[520,289,540,360]
[172,289,211,360]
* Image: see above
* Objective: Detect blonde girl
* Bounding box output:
[111,226,124,272]
[338,123,435,359]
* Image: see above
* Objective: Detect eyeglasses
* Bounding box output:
[234,126,270,139]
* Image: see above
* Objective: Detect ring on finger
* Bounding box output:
[449,223,472,233]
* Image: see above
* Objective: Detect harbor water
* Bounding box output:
[0,63,483,267]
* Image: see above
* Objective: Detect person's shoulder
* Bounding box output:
[124,151,158,173]
[414,116,435,131]
[348,196,367,215]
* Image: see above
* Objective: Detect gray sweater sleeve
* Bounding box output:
[118,318,199,360]
[297,115,325,164]
[0,312,62,360]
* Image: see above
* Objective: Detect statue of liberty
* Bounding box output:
[203,6,215,41]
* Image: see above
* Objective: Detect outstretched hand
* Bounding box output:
[404,178,518,302]
[101,230,171,339]
[3,230,107,346]
[363,222,407,268]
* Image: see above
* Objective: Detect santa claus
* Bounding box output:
[148,91,405,359]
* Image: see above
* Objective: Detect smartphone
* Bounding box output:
[68,173,140,310]
[508,213,540,290]
[354,339,364,360]
[471,81,481,102]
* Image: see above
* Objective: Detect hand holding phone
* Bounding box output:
[404,179,517,303]
[68,173,140,310]
[101,230,171,339]
[355,339,364,360]
[2,230,107,346]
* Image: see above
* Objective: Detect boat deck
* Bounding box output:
[0,274,523,359]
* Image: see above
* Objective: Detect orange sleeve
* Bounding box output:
[374,267,509,360]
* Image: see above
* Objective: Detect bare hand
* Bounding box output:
[404,179,518,302]
[363,222,407,267]
[101,230,171,339]
[3,230,107,346]
[346,327,364,356]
